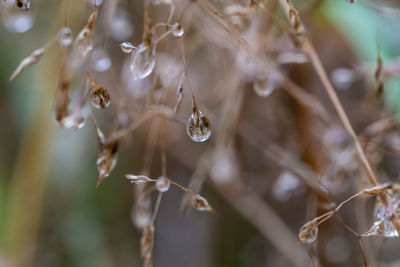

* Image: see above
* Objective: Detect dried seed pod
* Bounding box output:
[73,5,98,57]
[298,220,318,244]
[130,43,156,80]
[126,174,154,184]
[155,176,171,192]
[186,96,212,142]
[94,121,118,187]
[190,193,213,212]
[10,47,45,81]
[90,81,111,109]
[54,80,72,127]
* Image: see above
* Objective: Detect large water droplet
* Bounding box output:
[186,108,212,143]
[299,222,318,244]
[364,194,400,237]
[156,176,171,192]
[90,82,111,109]
[2,8,34,33]
[59,27,73,46]
[130,43,156,80]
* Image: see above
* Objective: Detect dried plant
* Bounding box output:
[3,0,400,266]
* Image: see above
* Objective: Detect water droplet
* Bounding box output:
[272,171,300,202]
[323,127,354,166]
[120,42,135,54]
[156,176,171,192]
[190,194,213,212]
[133,203,152,229]
[171,23,184,37]
[59,27,73,46]
[90,81,111,109]
[57,92,89,130]
[364,193,400,237]
[186,98,212,142]
[90,48,111,72]
[126,174,153,184]
[253,72,282,97]
[2,9,34,33]
[109,9,134,41]
[90,0,103,6]
[298,221,318,244]
[130,43,156,80]
[253,71,282,97]
[331,68,356,90]
[210,146,237,184]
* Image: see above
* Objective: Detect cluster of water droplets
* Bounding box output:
[364,192,400,237]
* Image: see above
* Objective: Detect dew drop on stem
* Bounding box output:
[190,194,213,212]
[120,42,136,54]
[90,81,111,109]
[171,22,184,37]
[299,221,318,244]
[130,43,156,80]
[59,27,73,46]
[253,72,281,98]
[186,96,212,142]
[156,176,171,192]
